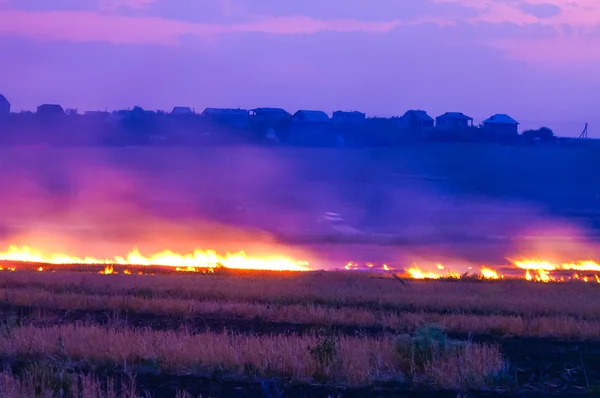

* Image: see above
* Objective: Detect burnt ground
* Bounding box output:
[2,304,600,397]
[0,359,569,398]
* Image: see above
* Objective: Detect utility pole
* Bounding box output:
[578,123,588,139]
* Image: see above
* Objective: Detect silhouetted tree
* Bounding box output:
[521,126,555,144]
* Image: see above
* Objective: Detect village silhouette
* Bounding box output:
[0,93,582,147]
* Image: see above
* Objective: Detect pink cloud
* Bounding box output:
[435,0,600,27]
[99,0,158,10]
[490,36,600,65]
[432,0,600,64]
[0,9,408,45]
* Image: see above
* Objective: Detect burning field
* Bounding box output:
[2,243,600,284]
[1,243,600,397]
[2,146,600,397]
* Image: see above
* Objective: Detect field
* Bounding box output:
[1,144,600,396]
[0,267,598,397]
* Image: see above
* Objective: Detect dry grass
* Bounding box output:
[0,369,137,398]
[2,287,600,338]
[0,324,504,387]
[0,269,595,391]
[0,367,201,398]
[1,271,599,319]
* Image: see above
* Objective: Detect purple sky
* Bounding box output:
[1,0,599,135]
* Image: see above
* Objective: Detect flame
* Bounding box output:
[406,267,441,279]
[4,243,600,283]
[0,245,311,272]
[480,267,500,279]
[99,265,115,275]
[512,259,557,271]
[511,259,600,283]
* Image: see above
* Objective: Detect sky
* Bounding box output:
[0,0,599,136]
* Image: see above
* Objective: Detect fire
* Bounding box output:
[4,243,600,283]
[406,264,467,280]
[100,265,114,275]
[406,267,441,279]
[480,267,500,280]
[562,261,600,272]
[0,245,311,272]
[512,260,557,271]
[511,259,600,283]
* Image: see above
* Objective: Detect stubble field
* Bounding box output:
[0,268,599,397]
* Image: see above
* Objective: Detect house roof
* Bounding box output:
[333,110,366,123]
[0,94,9,106]
[172,106,193,114]
[250,108,291,123]
[202,108,249,117]
[37,104,64,113]
[293,110,331,123]
[251,107,289,114]
[402,110,434,121]
[483,114,519,125]
[333,110,366,117]
[436,112,473,120]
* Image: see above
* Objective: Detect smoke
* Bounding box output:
[0,145,596,268]
[0,147,313,260]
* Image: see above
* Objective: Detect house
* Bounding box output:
[84,111,109,117]
[250,107,290,125]
[399,110,434,129]
[249,108,291,142]
[84,111,110,121]
[331,111,367,147]
[332,111,366,124]
[171,106,193,115]
[435,112,473,130]
[0,94,10,115]
[37,104,65,115]
[482,114,519,136]
[201,108,249,129]
[288,110,337,146]
[292,110,330,124]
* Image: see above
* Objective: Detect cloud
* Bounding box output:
[101,0,156,8]
[0,0,99,12]
[212,0,480,22]
[518,3,562,19]
[434,0,600,26]
[0,9,410,45]
[0,0,598,70]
